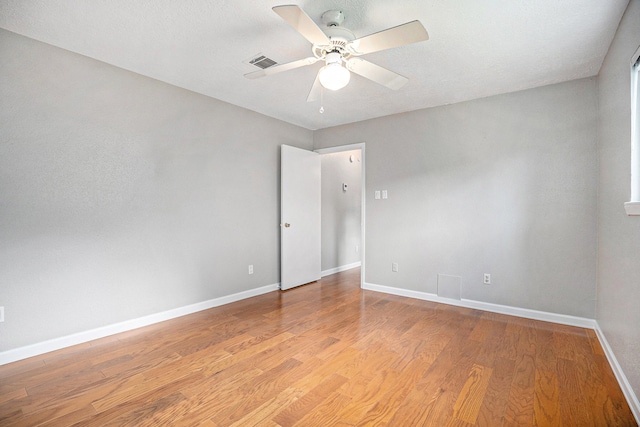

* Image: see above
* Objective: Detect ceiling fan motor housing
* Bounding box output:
[313,25,355,60]
[321,10,345,27]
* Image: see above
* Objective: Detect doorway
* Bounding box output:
[315,143,365,288]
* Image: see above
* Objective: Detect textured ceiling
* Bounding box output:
[0,0,629,130]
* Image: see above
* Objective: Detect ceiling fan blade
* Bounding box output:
[244,57,319,79]
[307,72,322,102]
[348,20,428,55]
[346,58,408,90]
[273,5,330,46]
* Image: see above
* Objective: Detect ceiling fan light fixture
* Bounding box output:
[318,54,350,91]
[249,5,429,101]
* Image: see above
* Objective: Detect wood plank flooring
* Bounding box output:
[0,268,636,426]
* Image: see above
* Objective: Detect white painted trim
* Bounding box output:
[624,201,640,215]
[0,283,280,366]
[460,298,597,329]
[363,282,596,328]
[321,261,361,277]
[314,143,364,155]
[628,46,640,212]
[594,322,640,425]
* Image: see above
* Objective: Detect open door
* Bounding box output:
[280,145,321,290]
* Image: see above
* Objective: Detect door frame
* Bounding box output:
[315,143,366,288]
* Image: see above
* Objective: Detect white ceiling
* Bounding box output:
[0,0,629,130]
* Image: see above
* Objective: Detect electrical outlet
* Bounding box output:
[248,265,254,275]
[382,190,388,199]
[483,273,491,284]
[392,262,399,272]
[0,306,4,322]
[374,190,381,200]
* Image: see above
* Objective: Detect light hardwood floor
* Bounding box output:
[0,268,636,426]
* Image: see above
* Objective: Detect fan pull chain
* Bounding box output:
[319,86,324,114]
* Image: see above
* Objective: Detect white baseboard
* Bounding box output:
[0,282,280,366]
[321,261,361,277]
[459,298,597,329]
[363,281,639,422]
[362,282,596,328]
[594,323,640,425]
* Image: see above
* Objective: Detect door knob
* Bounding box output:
[284,223,290,228]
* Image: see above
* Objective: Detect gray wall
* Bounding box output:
[0,29,313,351]
[597,0,640,397]
[314,78,598,318]
[1,11,628,385]
[320,150,362,272]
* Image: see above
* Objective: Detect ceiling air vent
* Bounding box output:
[249,55,277,69]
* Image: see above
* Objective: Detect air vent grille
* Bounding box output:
[250,55,277,69]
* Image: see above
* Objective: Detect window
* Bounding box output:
[625,45,640,216]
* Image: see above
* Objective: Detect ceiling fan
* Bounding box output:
[244,5,429,102]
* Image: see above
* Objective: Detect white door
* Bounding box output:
[281,144,321,290]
